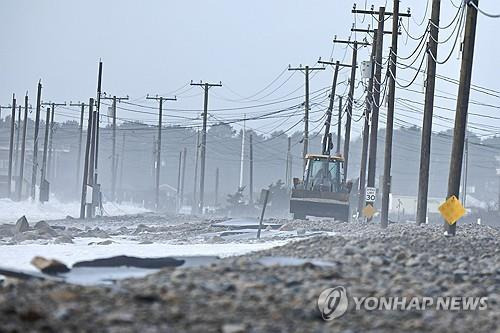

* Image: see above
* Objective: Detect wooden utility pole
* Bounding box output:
[288,65,325,171]
[353,5,411,223]
[239,117,246,191]
[31,81,42,200]
[94,61,103,205]
[41,102,65,181]
[358,30,378,217]
[362,9,385,213]
[193,130,200,210]
[180,147,187,207]
[176,151,182,211]
[416,0,442,225]
[14,105,22,185]
[87,106,98,218]
[319,61,339,155]
[39,106,51,203]
[190,81,222,214]
[381,0,407,228]
[318,60,360,155]
[249,133,254,203]
[337,96,342,155]
[215,167,219,206]
[445,0,478,236]
[332,39,368,182]
[344,42,357,182]
[285,137,291,187]
[102,95,128,201]
[146,95,176,211]
[70,102,89,192]
[17,95,29,201]
[7,95,16,198]
[80,100,94,219]
[119,132,126,203]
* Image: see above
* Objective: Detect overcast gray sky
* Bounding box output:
[1,0,499,138]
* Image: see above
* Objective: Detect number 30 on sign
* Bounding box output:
[366,187,376,203]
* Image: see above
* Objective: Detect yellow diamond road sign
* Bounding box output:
[438,195,466,225]
[363,204,376,218]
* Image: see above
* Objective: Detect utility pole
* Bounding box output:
[7,95,16,198]
[318,60,360,156]
[17,94,29,201]
[93,60,103,215]
[353,5,411,224]
[445,0,478,236]
[193,130,200,211]
[285,136,291,187]
[70,102,89,192]
[41,102,66,181]
[381,0,410,228]
[337,96,343,155]
[239,117,246,191]
[190,81,222,214]
[319,61,339,155]
[358,30,378,217]
[358,8,385,217]
[102,95,128,201]
[249,133,254,203]
[87,104,98,218]
[288,65,325,171]
[180,147,187,207]
[39,106,50,203]
[416,0,442,225]
[462,137,469,207]
[31,81,42,200]
[146,95,177,211]
[14,105,22,185]
[332,39,369,182]
[176,151,182,212]
[81,99,94,219]
[215,167,219,206]
[119,132,126,203]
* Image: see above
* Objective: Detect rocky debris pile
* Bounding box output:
[0,216,120,245]
[0,222,498,332]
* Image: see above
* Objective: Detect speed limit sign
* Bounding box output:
[366,187,376,203]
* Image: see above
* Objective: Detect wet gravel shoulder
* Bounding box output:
[0,222,499,333]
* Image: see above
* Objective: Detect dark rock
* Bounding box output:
[15,216,29,233]
[54,236,74,244]
[97,240,113,245]
[73,255,185,269]
[34,221,50,230]
[30,256,70,275]
[77,227,109,238]
[0,224,14,237]
[134,224,154,234]
[36,225,59,237]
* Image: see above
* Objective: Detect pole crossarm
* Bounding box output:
[190,81,223,89]
[333,39,370,47]
[351,28,401,35]
[318,60,358,68]
[352,9,411,17]
[102,96,129,102]
[41,102,66,106]
[146,95,177,102]
[288,66,325,72]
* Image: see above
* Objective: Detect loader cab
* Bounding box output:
[302,154,345,193]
